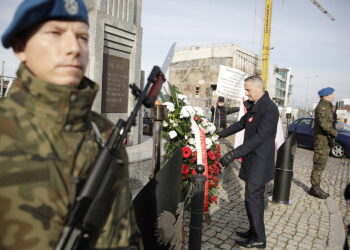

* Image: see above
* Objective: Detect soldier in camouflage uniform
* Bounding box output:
[309,87,337,199]
[0,0,142,249]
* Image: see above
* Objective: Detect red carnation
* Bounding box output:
[194,116,199,121]
[208,165,214,175]
[212,176,219,183]
[190,156,197,163]
[182,146,192,159]
[212,165,220,175]
[208,181,215,188]
[210,196,218,204]
[216,144,221,154]
[182,164,190,175]
[192,168,197,175]
[208,150,216,161]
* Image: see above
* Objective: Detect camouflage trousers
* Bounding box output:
[311,135,330,185]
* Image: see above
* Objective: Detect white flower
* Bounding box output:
[200,119,216,134]
[201,118,209,126]
[169,130,177,139]
[177,94,187,100]
[207,123,216,134]
[180,106,195,118]
[163,102,175,112]
[163,121,168,127]
[211,134,219,143]
[193,107,204,116]
[185,135,188,140]
[206,137,213,149]
[189,146,196,152]
[188,138,196,146]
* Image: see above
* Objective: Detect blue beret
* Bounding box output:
[2,0,89,48]
[318,87,334,97]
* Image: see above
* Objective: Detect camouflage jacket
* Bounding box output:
[0,65,142,250]
[314,99,337,138]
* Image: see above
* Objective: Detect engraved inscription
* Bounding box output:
[102,54,130,113]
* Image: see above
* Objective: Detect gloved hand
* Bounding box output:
[216,131,222,139]
[219,150,237,168]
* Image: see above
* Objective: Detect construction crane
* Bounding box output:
[261,0,335,90]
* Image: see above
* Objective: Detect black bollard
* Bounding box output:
[188,164,207,250]
[271,133,296,204]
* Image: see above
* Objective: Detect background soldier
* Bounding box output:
[211,96,239,132]
[0,0,142,249]
[309,87,337,199]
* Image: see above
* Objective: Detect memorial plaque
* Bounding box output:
[102,54,129,113]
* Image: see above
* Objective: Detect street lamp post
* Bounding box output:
[304,75,318,110]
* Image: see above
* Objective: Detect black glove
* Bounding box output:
[216,131,222,139]
[219,150,237,168]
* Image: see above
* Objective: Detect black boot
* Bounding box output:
[319,185,330,197]
[309,184,327,199]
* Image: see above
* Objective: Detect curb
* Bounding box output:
[327,199,345,249]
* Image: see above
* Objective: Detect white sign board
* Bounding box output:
[216,65,248,100]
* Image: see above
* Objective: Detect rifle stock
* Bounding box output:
[55,66,165,250]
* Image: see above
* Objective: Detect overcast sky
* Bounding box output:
[1,0,349,108]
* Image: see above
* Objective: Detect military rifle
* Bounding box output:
[333,101,339,128]
[329,101,339,148]
[55,66,166,250]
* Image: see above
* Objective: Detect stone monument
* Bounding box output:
[84,0,143,145]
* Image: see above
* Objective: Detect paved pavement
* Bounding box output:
[184,144,350,249]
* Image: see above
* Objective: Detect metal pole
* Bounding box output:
[0,61,4,98]
[150,104,167,178]
[189,164,207,250]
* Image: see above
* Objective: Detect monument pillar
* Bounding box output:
[85,0,143,145]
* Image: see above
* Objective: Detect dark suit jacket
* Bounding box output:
[219,92,279,185]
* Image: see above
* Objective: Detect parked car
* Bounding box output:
[288,117,350,158]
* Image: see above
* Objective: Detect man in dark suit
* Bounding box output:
[219,75,279,248]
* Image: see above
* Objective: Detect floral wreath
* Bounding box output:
[162,84,222,207]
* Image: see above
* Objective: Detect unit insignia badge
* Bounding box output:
[64,0,79,15]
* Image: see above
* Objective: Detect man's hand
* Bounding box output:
[216,131,223,139]
[219,150,237,168]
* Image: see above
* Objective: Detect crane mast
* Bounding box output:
[261,0,334,91]
[261,0,273,91]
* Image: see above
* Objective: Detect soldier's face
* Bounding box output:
[15,20,89,87]
[324,93,335,102]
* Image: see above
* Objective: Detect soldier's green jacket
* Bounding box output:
[0,65,142,250]
[313,99,337,152]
